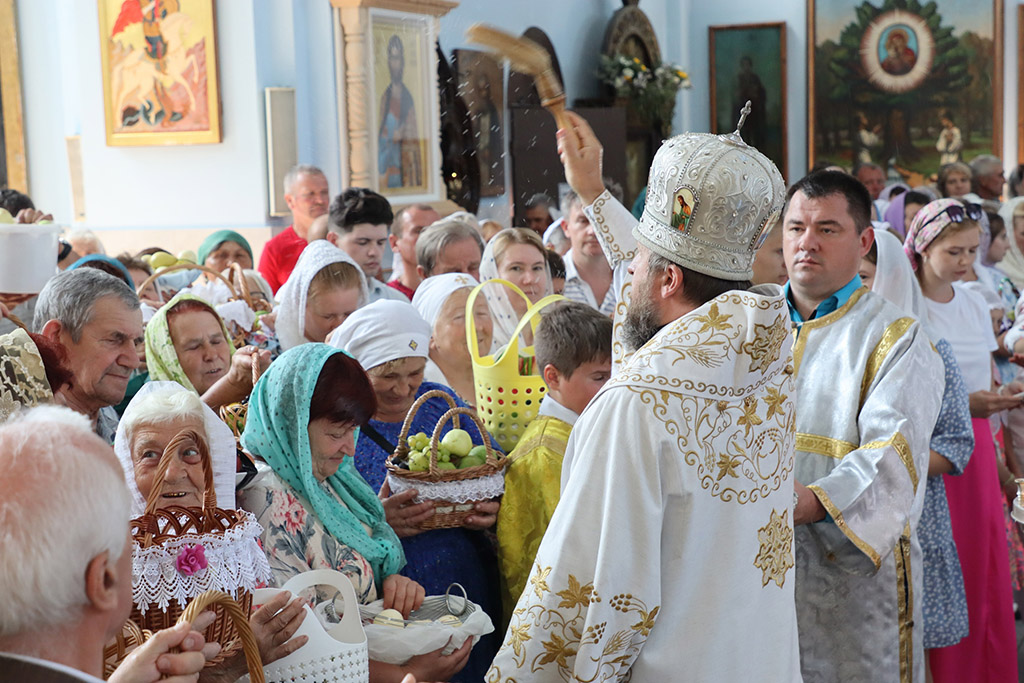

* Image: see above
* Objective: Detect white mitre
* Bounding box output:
[634,101,787,280]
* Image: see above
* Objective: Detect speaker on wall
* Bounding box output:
[265,87,297,217]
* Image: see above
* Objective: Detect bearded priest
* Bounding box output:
[487,106,802,681]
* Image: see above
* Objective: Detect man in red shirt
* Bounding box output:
[258,165,329,293]
[387,203,440,299]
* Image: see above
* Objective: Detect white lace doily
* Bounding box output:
[132,510,271,612]
[387,471,504,504]
[215,299,257,333]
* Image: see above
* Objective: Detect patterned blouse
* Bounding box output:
[920,339,973,648]
[238,465,377,604]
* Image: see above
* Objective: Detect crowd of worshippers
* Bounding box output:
[2,124,1024,683]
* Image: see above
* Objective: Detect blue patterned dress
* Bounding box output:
[920,339,973,648]
[354,381,501,682]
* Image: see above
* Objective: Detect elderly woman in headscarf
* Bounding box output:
[238,344,471,682]
[860,231,974,672]
[198,230,254,278]
[274,240,369,350]
[145,292,270,410]
[411,273,492,408]
[328,299,501,682]
[478,228,553,350]
[114,381,309,680]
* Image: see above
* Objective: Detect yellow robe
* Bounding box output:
[497,414,572,625]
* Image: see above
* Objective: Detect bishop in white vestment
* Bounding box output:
[489,108,802,682]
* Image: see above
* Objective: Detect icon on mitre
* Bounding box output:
[671,187,695,230]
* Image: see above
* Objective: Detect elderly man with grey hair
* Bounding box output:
[34,268,143,443]
[0,406,213,682]
[969,153,1005,208]
[258,164,330,293]
[415,215,485,282]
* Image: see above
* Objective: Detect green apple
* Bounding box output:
[457,454,485,469]
[441,429,473,458]
[0,208,14,224]
[150,251,177,269]
[178,249,197,263]
[468,445,488,460]
[436,461,457,470]
[409,452,430,472]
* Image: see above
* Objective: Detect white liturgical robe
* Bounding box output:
[487,270,803,678]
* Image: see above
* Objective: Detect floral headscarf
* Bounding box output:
[903,198,973,271]
[145,292,236,393]
[0,327,52,421]
[241,343,404,590]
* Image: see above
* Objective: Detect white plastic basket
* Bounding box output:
[0,222,60,293]
[248,569,369,683]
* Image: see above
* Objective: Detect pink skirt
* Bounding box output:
[929,418,1018,682]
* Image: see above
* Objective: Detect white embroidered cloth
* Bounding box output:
[132,510,271,612]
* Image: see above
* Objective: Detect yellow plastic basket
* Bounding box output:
[467,279,564,451]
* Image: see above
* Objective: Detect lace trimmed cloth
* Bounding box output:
[132,509,271,612]
[0,327,52,420]
[387,471,504,506]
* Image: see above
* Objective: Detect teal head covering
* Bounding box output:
[241,343,404,589]
[198,230,253,268]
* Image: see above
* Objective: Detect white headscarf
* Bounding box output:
[275,240,369,351]
[478,230,553,350]
[998,197,1024,287]
[411,273,480,330]
[327,299,431,371]
[870,230,934,340]
[114,381,238,515]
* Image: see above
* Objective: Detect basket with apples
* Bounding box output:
[385,389,506,529]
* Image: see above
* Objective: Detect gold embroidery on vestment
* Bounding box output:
[791,287,868,376]
[806,484,882,569]
[895,526,914,683]
[795,433,858,459]
[860,316,916,407]
[754,508,795,587]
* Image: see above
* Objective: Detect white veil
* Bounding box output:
[478,231,553,351]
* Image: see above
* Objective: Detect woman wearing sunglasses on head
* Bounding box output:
[905,197,1020,681]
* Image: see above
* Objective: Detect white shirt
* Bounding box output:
[562,248,616,316]
[926,283,997,393]
[538,395,579,428]
[367,276,409,303]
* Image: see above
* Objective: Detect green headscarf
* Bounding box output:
[145,292,236,393]
[241,344,404,590]
[198,230,253,268]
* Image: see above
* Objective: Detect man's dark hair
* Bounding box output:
[785,170,872,233]
[903,190,930,208]
[0,189,35,215]
[546,249,566,280]
[328,187,394,234]
[648,253,750,308]
[851,162,882,178]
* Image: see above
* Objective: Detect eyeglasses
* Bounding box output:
[919,202,983,231]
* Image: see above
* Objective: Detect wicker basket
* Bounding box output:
[385,389,506,529]
[466,280,564,451]
[129,428,264,667]
[103,591,265,681]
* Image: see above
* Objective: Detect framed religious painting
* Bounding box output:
[808,0,1002,184]
[97,0,222,146]
[453,49,506,197]
[368,9,439,201]
[0,0,27,192]
[709,22,787,180]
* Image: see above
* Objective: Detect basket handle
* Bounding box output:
[227,263,255,311]
[465,278,533,366]
[427,406,498,473]
[142,428,217,517]
[137,263,239,301]
[177,590,265,683]
[395,388,460,449]
[276,568,364,637]
[503,293,565,360]
[4,311,30,333]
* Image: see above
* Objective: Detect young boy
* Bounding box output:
[496,301,612,623]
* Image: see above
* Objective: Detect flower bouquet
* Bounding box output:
[599,54,692,137]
